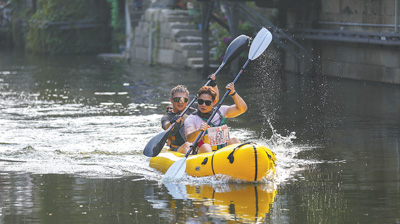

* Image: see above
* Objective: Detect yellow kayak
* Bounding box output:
[150,143,276,181]
[186,184,276,221]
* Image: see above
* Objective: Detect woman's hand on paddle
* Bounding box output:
[209,73,216,81]
[209,73,219,102]
[199,122,210,132]
[225,82,235,94]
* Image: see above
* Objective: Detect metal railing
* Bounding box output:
[125,0,133,58]
[293,28,400,46]
[236,3,309,73]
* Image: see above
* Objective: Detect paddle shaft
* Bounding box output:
[185,58,251,156]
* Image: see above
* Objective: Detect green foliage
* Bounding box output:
[206,2,257,61]
[106,0,121,29]
[106,0,125,52]
[210,21,230,61]
[9,0,35,47]
[25,0,111,54]
[211,20,255,61]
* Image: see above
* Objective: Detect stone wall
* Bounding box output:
[319,0,398,32]
[285,0,400,84]
[131,8,191,67]
[321,42,400,83]
[320,0,399,84]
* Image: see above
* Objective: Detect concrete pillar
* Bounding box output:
[394,0,399,33]
[201,1,211,75]
[229,2,240,75]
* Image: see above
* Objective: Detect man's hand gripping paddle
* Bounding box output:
[143,35,250,157]
[163,28,273,181]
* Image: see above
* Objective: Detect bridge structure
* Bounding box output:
[128,0,400,84]
[287,0,400,84]
[129,0,307,75]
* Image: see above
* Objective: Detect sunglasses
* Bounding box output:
[172,97,188,103]
[198,99,212,106]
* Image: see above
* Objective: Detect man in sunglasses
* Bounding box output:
[161,74,218,153]
[184,83,247,154]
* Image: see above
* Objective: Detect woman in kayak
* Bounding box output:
[184,83,247,154]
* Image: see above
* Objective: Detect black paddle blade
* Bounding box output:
[143,130,169,157]
[143,122,180,157]
[223,35,250,65]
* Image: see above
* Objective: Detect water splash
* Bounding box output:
[260,120,322,184]
[264,119,297,149]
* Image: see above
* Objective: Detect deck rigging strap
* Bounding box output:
[252,144,258,181]
[227,142,255,164]
[225,142,259,181]
[211,150,217,175]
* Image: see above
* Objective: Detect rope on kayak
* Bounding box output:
[227,142,255,164]
[263,147,276,166]
[226,142,259,181]
[211,150,217,175]
[252,144,258,181]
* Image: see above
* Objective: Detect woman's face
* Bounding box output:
[197,94,214,113]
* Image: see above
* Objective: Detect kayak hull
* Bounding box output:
[150,143,276,181]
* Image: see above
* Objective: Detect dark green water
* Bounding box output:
[1,49,399,223]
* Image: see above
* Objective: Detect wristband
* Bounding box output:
[208,79,217,87]
[207,75,217,87]
[230,91,237,96]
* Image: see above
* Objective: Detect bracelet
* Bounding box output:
[208,79,217,87]
[230,91,237,96]
[207,74,217,87]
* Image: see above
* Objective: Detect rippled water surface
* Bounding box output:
[1,49,399,223]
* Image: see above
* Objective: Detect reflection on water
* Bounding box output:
[155,183,276,223]
[185,183,276,222]
[1,49,400,223]
[0,174,275,223]
[0,174,165,223]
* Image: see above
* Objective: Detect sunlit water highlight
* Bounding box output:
[1,89,319,185]
[0,50,320,187]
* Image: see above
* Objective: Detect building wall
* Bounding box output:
[285,0,400,84]
[319,0,398,32]
[320,42,400,83]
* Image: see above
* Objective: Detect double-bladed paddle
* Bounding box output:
[143,34,250,157]
[163,27,273,181]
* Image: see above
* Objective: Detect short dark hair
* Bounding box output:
[197,86,217,101]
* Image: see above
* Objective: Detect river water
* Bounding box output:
[1,49,399,223]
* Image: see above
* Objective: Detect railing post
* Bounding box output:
[125,0,132,58]
[149,21,154,65]
[201,1,211,75]
[394,0,399,33]
[224,1,240,74]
